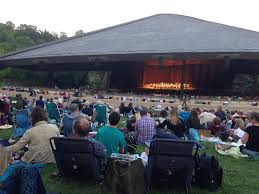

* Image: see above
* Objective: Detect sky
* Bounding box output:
[1,0,259,36]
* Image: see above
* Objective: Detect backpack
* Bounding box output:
[102,157,146,194]
[195,153,223,191]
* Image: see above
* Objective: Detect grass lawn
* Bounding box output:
[1,126,259,194]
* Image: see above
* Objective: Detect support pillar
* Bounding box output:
[180,60,186,98]
[251,73,258,97]
[103,71,111,89]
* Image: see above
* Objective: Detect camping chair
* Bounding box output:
[50,137,101,182]
[179,111,191,125]
[147,138,198,193]
[12,108,31,138]
[62,114,75,137]
[46,102,62,126]
[95,104,107,125]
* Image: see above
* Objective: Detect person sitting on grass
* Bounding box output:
[241,112,259,159]
[96,112,126,156]
[5,107,59,163]
[135,107,156,145]
[208,117,226,136]
[36,95,45,109]
[68,103,90,120]
[72,117,106,167]
[159,107,185,139]
[156,109,168,127]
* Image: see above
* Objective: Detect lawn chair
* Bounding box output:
[46,102,62,126]
[12,108,31,138]
[50,137,101,182]
[147,138,198,194]
[95,104,107,125]
[62,114,75,137]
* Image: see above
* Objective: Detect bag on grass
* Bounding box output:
[102,156,146,194]
[195,153,223,191]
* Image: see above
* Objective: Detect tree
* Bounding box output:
[232,74,259,95]
[59,32,67,39]
[75,30,85,36]
[0,21,105,89]
[5,21,15,30]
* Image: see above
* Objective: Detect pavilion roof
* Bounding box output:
[1,14,259,69]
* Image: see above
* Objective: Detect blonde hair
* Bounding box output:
[169,107,180,125]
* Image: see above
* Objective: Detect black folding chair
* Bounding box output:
[147,138,198,193]
[50,137,101,182]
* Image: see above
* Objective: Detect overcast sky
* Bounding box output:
[1,0,259,36]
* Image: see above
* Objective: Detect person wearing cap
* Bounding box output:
[241,112,259,159]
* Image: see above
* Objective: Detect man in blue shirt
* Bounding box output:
[36,96,45,108]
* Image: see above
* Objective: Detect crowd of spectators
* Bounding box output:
[0,93,258,175]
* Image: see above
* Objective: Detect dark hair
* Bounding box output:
[160,109,168,118]
[140,107,148,117]
[109,112,120,126]
[128,102,133,107]
[130,116,137,123]
[73,118,90,137]
[213,117,221,126]
[190,109,198,118]
[250,112,259,122]
[31,106,48,126]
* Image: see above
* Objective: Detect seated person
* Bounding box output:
[126,116,137,132]
[229,118,245,141]
[135,108,156,145]
[72,117,106,168]
[96,112,126,156]
[241,112,259,159]
[5,107,60,163]
[69,103,90,120]
[186,109,202,131]
[36,95,45,108]
[156,109,168,127]
[208,117,226,136]
[159,107,185,139]
[119,102,126,115]
[81,101,94,117]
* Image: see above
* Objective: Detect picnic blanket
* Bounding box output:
[215,144,248,159]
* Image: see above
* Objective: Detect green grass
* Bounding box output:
[1,125,259,194]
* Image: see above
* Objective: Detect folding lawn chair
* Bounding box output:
[46,102,62,126]
[95,104,107,125]
[147,138,198,194]
[50,137,101,182]
[62,114,75,137]
[12,108,31,138]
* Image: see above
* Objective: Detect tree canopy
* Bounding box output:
[0,21,105,89]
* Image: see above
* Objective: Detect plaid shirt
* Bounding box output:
[135,116,156,144]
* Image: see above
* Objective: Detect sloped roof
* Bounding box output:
[1,14,259,65]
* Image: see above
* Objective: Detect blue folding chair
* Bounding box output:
[12,108,31,138]
[95,104,107,125]
[46,102,62,126]
[62,114,75,137]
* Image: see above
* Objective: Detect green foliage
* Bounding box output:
[232,74,259,95]
[0,21,105,88]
